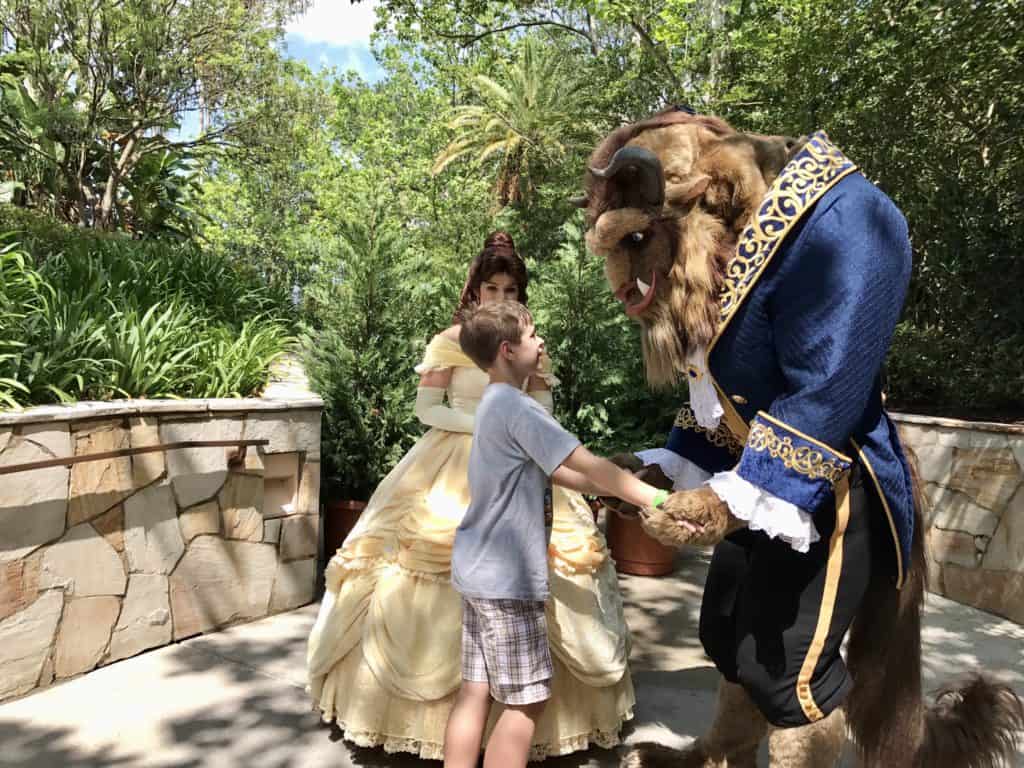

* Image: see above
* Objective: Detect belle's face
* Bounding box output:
[478,272,520,306]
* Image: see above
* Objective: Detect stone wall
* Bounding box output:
[894,413,1024,624]
[0,396,322,703]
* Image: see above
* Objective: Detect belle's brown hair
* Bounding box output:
[452,231,529,324]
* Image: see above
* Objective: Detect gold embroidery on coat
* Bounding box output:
[716,133,858,333]
[674,406,743,457]
[746,421,846,486]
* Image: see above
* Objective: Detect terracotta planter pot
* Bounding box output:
[605,507,676,577]
[324,499,366,556]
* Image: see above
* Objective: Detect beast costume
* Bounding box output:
[637,132,914,726]
[585,108,1022,768]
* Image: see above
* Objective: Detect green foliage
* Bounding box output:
[302,187,434,500]
[432,35,595,207]
[1,208,291,323]
[192,320,295,399]
[0,0,310,232]
[0,209,293,406]
[120,151,209,240]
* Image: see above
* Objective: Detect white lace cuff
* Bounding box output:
[706,471,821,553]
[634,449,712,491]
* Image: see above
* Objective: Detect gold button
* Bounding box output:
[731,394,748,405]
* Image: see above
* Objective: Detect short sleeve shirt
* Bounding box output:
[451,382,581,601]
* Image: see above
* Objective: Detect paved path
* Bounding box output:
[1,551,1021,767]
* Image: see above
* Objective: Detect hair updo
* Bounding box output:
[452,231,529,324]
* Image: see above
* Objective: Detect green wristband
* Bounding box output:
[651,489,670,508]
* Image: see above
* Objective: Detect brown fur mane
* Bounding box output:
[635,209,734,388]
[584,108,734,227]
[584,110,739,387]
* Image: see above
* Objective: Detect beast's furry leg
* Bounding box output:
[620,679,767,768]
[766,709,846,768]
[699,680,767,767]
[846,446,1024,767]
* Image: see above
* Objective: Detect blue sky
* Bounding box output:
[176,1,382,139]
[282,0,384,82]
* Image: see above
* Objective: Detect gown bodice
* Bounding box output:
[446,365,490,417]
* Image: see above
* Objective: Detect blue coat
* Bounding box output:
[665,132,916,586]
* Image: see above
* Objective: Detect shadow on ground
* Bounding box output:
[0,546,1021,767]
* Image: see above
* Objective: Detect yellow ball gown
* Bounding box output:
[307,334,634,760]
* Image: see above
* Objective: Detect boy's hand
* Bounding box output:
[638,487,744,547]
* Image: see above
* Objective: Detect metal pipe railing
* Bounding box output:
[0,439,270,476]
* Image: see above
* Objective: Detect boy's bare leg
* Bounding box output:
[483,700,546,768]
[444,681,493,768]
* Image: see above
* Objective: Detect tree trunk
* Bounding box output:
[585,11,600,55]
[706,0,728,99]
[98,132,139,230]
[73,146,91,226]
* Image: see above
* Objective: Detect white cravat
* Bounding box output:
[686,346,723,429]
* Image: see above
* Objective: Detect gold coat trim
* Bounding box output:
[796,473,851,722]
[674,406,743,457]
[850,438,905,589]
[704,131,859,450]
[712,132,858,345]
[746,421,847,487]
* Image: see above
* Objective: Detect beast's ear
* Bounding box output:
[667,174,711,208]
[784,135,808,162]
[702,164,766,232]
[748,134,802,184]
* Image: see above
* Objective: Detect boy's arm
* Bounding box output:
[551,464,604,495]
[560,445,697,527]
[513,399,693,530]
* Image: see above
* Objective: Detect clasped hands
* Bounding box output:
[599,454,743,548]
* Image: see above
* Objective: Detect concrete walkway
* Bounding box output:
[1,550,1021,767]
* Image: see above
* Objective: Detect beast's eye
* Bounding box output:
[623,230,647,247]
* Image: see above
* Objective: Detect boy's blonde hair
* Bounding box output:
[459,301,533,371]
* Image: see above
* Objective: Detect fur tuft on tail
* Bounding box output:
[619,742,707,768]
[920,674,1024,768]
[846,443,1024,767]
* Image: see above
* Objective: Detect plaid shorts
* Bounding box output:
[461,597,553,705]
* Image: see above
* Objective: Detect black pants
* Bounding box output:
[698,468,885,727]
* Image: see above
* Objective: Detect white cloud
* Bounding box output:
[286,0,379,46]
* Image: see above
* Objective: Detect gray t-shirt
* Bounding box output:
[451,382,581,601]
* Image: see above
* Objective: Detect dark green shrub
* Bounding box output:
[0,208,294,406]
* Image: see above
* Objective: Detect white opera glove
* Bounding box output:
[528,388,554,414]
[414,386,475,434]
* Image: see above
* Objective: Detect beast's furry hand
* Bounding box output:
[639,487,743,547]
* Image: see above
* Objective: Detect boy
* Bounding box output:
[443,301,688,768]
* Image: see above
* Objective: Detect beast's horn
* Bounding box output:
[589,146,665,210]
[569,194,588,208]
